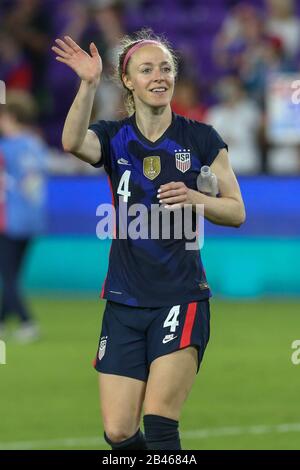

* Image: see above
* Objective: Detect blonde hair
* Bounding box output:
[116,29,178,115]
[3,90,37,124]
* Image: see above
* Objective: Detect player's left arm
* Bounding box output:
[157,148,246,228]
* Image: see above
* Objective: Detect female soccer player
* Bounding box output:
[52,30,245,450]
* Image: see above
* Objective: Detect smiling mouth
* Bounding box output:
[150,87,168,94]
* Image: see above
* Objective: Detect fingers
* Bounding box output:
[64,36,82,52]
[55,56,69,64]
[52,36,84,65]
[159,194,187,205]
[53,37,81,57]
[157,181,187,202]
[51,45,70,59]
[52,37,99,62]
[89,42,99,57]
[157,182,188,206]
[158,182,185,193]
[158,188,186,200]
[54,38,73,54]
[164,203,183,210]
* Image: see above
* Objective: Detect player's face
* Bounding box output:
[124,45,175,110]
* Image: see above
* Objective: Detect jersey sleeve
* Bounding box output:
[203,125,228,167]
[88,120,112,174]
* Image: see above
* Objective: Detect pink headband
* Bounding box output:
[122,40,161,75]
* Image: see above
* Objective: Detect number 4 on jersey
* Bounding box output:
[117,170,131,202]
[164,305,180,332]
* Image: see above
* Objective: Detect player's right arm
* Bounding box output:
[52,36,103,165]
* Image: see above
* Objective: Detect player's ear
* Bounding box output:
[122,74,134,91]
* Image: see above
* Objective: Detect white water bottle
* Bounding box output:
[196,165,219,197]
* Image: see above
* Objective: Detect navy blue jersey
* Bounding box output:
[89,113,227,307]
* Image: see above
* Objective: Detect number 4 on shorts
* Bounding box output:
[164,305,180,332]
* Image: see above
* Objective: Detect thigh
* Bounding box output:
[143,346,198,421]
[99,373,146,440]
[94,301,149,382]
[94,302,149,439]
[144,300,211,420]
[147,300,210,374]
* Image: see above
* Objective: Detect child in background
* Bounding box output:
[0,90,48,342]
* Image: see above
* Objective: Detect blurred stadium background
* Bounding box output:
[1,0,300,450]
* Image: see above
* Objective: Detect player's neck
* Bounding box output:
[135,105,172,143]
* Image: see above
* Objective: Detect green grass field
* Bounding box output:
[0,297,300,450]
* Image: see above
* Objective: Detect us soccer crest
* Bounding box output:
[98,337,108,361]
[175,149,191,173]
[143,156,161,180]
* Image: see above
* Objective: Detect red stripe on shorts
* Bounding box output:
[100,277,107,298]
[99,174,114,299]
[180,302,197,348]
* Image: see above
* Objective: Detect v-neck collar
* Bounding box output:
[130,112,175,147]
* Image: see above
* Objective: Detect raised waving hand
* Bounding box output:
[52,36,102,85]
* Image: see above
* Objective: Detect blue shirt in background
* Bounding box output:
[0,132,48,238]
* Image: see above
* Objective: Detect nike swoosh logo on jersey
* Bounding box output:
[117,158,131,166]
[162,335,178,344]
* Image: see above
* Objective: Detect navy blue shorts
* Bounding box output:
[94,300,210,382]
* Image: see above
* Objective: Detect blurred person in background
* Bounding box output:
[0,91,48,342]
[239,35,296,106]
[0,31,33,92]
[213,2,265,76]
[41,0,94,147]
[65,0,110,63]
[91,0,125,58]
[171,77,208,122]
[2,0,53,111]
[212,1,297,102]
[265,0,300,58]
[90,0,127,120]
[43,0,125,146]
[207,76,262,174]
[52,28,245,450]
